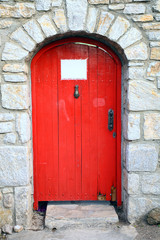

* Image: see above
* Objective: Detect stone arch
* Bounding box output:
[1,5,158,225]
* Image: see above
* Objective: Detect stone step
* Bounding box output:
[45,201,119,229]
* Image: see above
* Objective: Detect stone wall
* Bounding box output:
[0,0,160,227]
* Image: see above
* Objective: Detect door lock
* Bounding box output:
[108,109,114,131]
[74,85,80,99]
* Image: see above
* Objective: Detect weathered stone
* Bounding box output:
[147,77,155,81]
[0,207,13,228]
[1,85,29,110]
[125,42,148,60]
[2,224,13,235]
[16,113,30,143]
[2,42,28,61]
[0,146,29,187]
[128,62,144,67]
[53,9,67,32]
[143,23,160,30]
[132,14,153,22]
[147,62,160,76]
[15,186,32,226]
[155,14,160,21]
[128,80,160,111]
[38,15,56,37]
[146,31,160,40]
[0,20,13,28]
[150,41,160,47]
[128,197,160,223]
[97,10,114,35]
[124,3,146,14]
[118,28,142,49]
[86,7,98,33]
[23,19,44,43]
[3,194,13,208]
[126,143,158,172]
[36,0,51,11]
[151,48,160,60]
[128,67,145,80]
[66,0,87,31]
[144,113,160,140]
[88,0,109,3]
[158,77,160,88]
[147,208,160,225]
[108,4,124,10]
[52,0,62,7]
[153,0,160,12]
[0,113,14,122]
[123,113,140,140]
[142,174,160,195]
[3,63,28,73]
[0,122,13,134]
[0,3,35,18]
[109,16,130,41]
[3,74,27,83]
[4,133,16,144]
[123,170,140,195]
[11,28,35,51]
[14,225,23,233]
[2,188,13,194]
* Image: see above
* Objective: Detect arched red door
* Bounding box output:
[31,38,121,209]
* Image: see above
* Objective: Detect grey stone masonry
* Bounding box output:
[0,0,159,228]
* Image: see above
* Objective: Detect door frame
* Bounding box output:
[31,37,122,209]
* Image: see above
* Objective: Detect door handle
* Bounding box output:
[74,85,80,99]
[108,109,114,131]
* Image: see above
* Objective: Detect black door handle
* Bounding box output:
[74,85,80,99]
[108,109,114,131]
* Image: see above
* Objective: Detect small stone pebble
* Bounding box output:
[13,225,23,233]
[2,225,13,235]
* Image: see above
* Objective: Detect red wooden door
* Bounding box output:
[31,38,121,209]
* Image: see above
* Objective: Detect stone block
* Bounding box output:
[141,174,160,195]
[4,133,16,144]
[143,23,160,30]
[0,20,13,29]
[53,9,67,32]
[123,169,140,195]
[147,62,160,76]
[109,16,130,41]
[124,3,146,14]
[88,0,109,3]
[0,146,29,187]
[125,42,148,60]
[1,84,29,110]
[66,0,87,31]
[2,188,13,194]
[0,3,35,18]
[11,28,35,52]
[0,122,13,134]
[97,10,114,35]
[128,196,160,223]
[0,113,14,122]
[23,19,44,44]
[109,4,124,10]
[118,28,142,49]
[3,63,28,73]
[52,0,62,7]
[144,113,160,140]
[158,77,160,88]
[132,14,153,22]
[3,74,27,83]
[123,113,140,140]
[151,48,160,60]
[3,194,13,208]
[2,42,28,61]
[15,186,32,226]
[16,113,31,143]
[153,0,160,12]
[0,207,13,228]
[36,0,51,11]
[146,31,160,40]
[128,80,160,111]
[126,143,158,172]
[38,15,56,37]
[128,67,145,80]
[86,6,98,33]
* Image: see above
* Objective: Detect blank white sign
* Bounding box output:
[61,59,87,80]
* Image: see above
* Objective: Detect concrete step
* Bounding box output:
[45,202,119,229]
